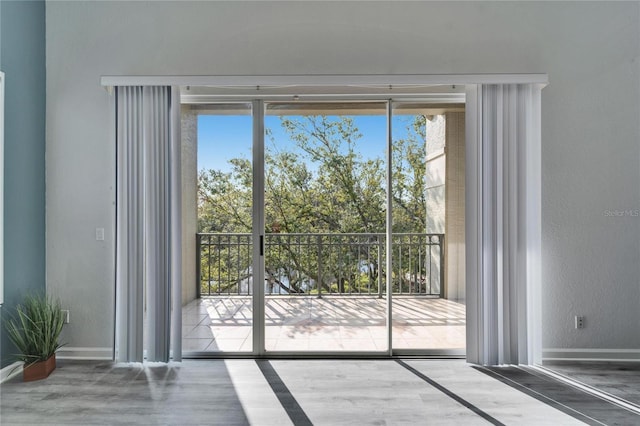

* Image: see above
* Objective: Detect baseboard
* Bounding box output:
[1,361,23,383]
[56,347,113,360]
[543,348,640,362]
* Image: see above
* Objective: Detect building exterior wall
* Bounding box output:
[425,112,466,302]
[445,112,465,302]
[181,107,198,305]
[425,115,446,297]
[45,1,640,357]
[425,115,446,235]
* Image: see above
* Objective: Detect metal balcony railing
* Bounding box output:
[196,233,444,298]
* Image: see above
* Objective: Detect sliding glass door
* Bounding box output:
[187,98,465,357]
[262,102,389,353]
[185,103,254,354]
[390,103,465,354]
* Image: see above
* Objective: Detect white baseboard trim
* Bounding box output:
[1,361,23,383]
[56,347,113,360]
[543,348,640,362]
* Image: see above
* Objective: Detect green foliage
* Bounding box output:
[198,114,429,294]
[198,162,252,233]
[4,295,66,364]
[198,114,427,235]
[392,116,427,233]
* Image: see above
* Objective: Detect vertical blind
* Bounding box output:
[115,86,182,363]
[466,83,542,366]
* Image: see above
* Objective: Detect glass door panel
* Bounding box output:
[184,99,466,356]
[263,102,389,353]
[185,102,254,354]
[390,103,466,353]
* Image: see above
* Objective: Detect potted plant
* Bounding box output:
[4,294,66,381]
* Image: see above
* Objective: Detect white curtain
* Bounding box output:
[115,86,182,363]
[465,84,542,366]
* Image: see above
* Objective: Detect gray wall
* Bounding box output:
[0,0,46,368]
[45,1,640,357]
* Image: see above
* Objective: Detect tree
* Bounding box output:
[198,114,428,295]
[391,115,427,232]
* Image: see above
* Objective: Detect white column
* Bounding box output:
[425,115,446,296]
[180,106,198,305]
[445,112,466,302]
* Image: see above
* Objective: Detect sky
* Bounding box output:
[197,113,418,173]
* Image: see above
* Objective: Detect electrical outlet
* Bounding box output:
[95,228,105,241]
[575,315,584,329]
[62,310,70,324]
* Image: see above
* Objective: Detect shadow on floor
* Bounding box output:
[475,365,640,426]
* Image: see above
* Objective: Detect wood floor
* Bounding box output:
[2,359,638,425]
[544,361,640,407]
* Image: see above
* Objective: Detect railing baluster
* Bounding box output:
[439,234,445,298]
[196,234,201,298]
[431,235,435,295]
[398,237,402,295]
[420,234,424,294]
[337,236,342,295]
[377,235,383,298]
[229,235,233,295]
[246,234,250,295]
[208,235,213,296]
[215,236,220,295]
[367,236,372,295]
[347,236,352,296]
[411,235,415,294]
[236,235,240,295]
[317,234,322,298]
[196,232,443,298]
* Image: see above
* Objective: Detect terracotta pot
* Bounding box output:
[23,354,56,382]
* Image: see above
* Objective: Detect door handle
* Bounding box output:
[260,235,264,256]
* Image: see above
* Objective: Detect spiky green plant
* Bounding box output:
[4,295,66,364]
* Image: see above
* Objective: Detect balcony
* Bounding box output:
[197,232,445,297]
[185,233,465,353]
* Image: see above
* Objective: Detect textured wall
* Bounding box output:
[0,0,46,368]
[181,106,197,305]
[45,1,640,356]
[425,115,446,235]
[445,112,466,302]
[425,115,446,297]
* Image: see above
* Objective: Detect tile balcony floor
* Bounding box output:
[182,296,466,353]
